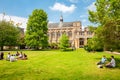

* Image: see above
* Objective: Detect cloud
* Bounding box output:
[48,21,54,23]
[82,19,87,23]
[87,2,96,11]
[68,0,79,3]
[50,2,76,13]
[80,15,87,18]
[0,13,28,30]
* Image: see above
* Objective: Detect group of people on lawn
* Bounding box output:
[0,51,28,62]
[97,55,116,68]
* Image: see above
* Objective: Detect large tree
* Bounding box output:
[25,9,48,49]
[59,34,69,51]
[88,0,120,50]
[0,20,20,50]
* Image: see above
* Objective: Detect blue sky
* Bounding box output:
[0,0,96,29]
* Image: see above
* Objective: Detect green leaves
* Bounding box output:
[25,9,48,49]
[88,0,120,51]
[0,20,20,50]
[59,34,70,50]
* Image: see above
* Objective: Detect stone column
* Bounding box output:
[55,31,57,43]
[84,31,87,45]
[49,32,51,43]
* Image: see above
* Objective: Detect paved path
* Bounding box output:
[105,51,120,55]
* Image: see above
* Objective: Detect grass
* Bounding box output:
[0,48,120,80]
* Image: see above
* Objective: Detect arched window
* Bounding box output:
[57,32,60,38]
[68,31,72,37]
[51,32,55,38]
[62,31,66,35]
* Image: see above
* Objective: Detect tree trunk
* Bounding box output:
[1,46,3,51]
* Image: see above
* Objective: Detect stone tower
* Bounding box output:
[59,15,63,28]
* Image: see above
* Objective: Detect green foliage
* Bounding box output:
[88,0,120,51]
[88,26,97,32]
[59,34,70,51]
[86,36,103,52]
[25,9,48,49]
[0,20,20,50]
[49,43,59,49]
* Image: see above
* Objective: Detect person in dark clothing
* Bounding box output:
[1,52,4,60]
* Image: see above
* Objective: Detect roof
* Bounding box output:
[48,21,81,28]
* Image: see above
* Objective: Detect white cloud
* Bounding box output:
[0,13,28,30]
[87,2,96,11]
[69,0,79,3]
[80,15,87,18]
[48,21,54,23]
[50,2,76,13]
[82,19,87,23]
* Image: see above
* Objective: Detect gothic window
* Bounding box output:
[87,31,92,35]
[62,31,66,35]
[68,31,72,37]
[51,32,55,38]
[57,32,60,38]
[79,32,84,35]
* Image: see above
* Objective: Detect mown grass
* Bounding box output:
[0,48,120,80]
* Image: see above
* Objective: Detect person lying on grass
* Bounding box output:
[105,56,116,68]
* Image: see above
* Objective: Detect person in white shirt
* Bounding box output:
[10,54,15,62]
[6,53,11,61]
[106,56,116,68]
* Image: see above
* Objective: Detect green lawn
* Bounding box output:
[0,49,120,80]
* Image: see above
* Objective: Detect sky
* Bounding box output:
[0,0,96,30]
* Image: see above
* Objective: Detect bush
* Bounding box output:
[49,43,59,49]
[84,45,92,52]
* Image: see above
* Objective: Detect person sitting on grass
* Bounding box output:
[0,52,4,60]
[18,52,23,59]
[97,55,107,65]
[105,56,116,68]
[16,51,20,56]
[10,54,16,62]
[21,53,28,60]
[6,52,11,61]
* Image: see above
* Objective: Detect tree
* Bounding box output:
[25,9,48,49]
[59,33,69,51]
[0,20,20,51]
[88,0,120,51]
[87,36,104,52]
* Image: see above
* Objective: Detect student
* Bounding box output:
[1,52,4,60]
[16,51,20,56]
[6,53,11,61]
[18,52,23,58]
[97,55,107,65]
[105,56,116,68]
[22,53,28,60]
[10,54,15,62]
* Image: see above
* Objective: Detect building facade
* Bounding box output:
[48,16,94,48]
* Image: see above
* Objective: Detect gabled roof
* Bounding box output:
[48,21,81,28]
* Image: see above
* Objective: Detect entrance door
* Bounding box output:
[79,38,84,48]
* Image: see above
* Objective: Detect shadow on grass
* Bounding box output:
[95,58,120,69]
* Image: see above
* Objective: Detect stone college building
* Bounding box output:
[48,15,94,48]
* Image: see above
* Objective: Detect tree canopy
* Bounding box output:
[25,9,48,49]
[0,20,20,50]
[59,33,69,51]
[88,0,120,51]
